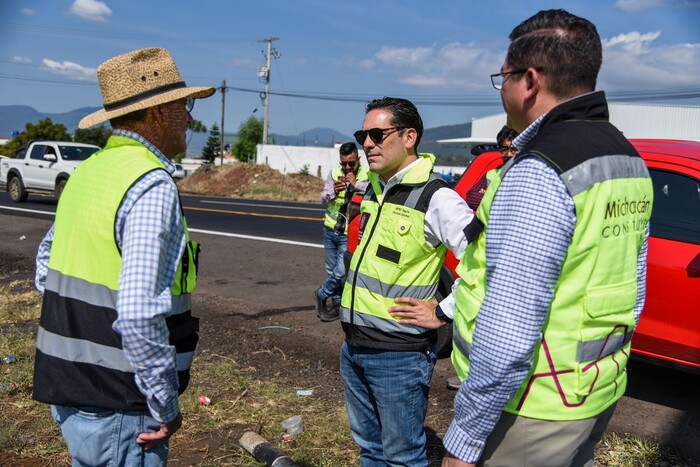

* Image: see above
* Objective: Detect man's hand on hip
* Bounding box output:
[389,298,444,329]
[137,411,182,450]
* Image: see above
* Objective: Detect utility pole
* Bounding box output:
[257,37,280,146]
[220,79,226,167]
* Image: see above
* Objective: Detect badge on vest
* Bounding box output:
[358,212,371,243]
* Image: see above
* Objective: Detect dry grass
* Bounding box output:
[597,432,663,466]
[0,276,692,466]
[0,275,356,466]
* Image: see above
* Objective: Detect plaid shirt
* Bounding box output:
[35,129,185,423]
[443,115,649,463]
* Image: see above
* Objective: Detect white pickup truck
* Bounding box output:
[0,140,101,202]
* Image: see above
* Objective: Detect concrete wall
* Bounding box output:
[256,144,467,180]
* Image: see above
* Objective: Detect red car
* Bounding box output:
[348,139,700,371]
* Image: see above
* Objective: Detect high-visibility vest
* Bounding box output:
[324,165,369,233]
[452,92,654,420]
[341,154,449,351]
[33,135,199,411]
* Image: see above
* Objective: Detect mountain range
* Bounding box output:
[0,105,473,159]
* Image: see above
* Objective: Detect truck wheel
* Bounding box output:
[8,176,28,202]
[55,179,67,199]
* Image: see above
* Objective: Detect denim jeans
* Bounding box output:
[320,227,348,305]
[51,404,168,466]
[340,342,437,467]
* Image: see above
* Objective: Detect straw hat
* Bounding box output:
[79,47,215,129]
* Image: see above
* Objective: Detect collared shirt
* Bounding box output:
[380,158,474,315]
[35,129,185,423]
[443,116,649,463]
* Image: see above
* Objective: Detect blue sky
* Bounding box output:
[1,0,699,139]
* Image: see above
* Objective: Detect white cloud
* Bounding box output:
[41,59,97,82]
[11,56,32,64]
[68,0,112,24]
[363,42,502,91]
[615,0,666,12]
[21,8,37,16]
[600,31,700,89]
[359,29,700,94]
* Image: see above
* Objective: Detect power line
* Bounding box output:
[1,72,699,106]
[224,85,700,106]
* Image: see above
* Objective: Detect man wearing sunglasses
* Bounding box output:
[315,142,369,322]
[441,10,653,467]
[340,97,473,466]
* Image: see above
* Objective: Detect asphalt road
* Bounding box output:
[0,195,698,462]
[0,190,326,246]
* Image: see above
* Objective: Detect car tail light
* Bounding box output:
[687,253,700,278]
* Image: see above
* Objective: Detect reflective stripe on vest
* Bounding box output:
[37,327,195,373]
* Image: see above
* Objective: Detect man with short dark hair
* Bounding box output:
[342,97,472,466]
[439,10,654,466]
[33,47,214,465]
[315,141,369,322]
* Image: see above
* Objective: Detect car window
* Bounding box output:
[649,169,700,245]
[59,145,100,161]
[29,145,48,160]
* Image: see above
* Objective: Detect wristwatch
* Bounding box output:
[435,305,453,324]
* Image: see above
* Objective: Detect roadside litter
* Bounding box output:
[239,431,300,467]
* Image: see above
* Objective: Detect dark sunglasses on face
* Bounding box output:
[341,161,358,168]
[353,126,406,145]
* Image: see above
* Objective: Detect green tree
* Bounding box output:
[232,116,263,162]
[2,118,72,156]
[74,125,112,148]
[201,122,221,164]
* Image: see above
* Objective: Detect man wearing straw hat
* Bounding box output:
[33,47,214,465]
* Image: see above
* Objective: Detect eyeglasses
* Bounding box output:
[353,127,406,145]
[341,161,358,168]
[490,67,543,90]
[185,97,195,113]
[498,145,517,154]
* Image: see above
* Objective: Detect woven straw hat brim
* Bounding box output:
[78,85,215,129]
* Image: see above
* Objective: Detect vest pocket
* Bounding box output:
[583,281,637,319]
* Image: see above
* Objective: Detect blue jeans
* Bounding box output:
[340,342,437,467]
[51,405,168,466]
[320,227,347,305]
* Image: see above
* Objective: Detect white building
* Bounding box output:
[465,102,700,142]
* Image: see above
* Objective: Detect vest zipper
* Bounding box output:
[349,192,388,325]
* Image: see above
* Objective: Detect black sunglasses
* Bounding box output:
[354,126,406,145]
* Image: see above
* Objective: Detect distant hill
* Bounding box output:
[0,106,475,160]
[0,105,101,138]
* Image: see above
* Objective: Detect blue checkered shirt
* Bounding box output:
[443,115,649,463]
[35,129,185,423]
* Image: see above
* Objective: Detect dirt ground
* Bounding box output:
[1,184,699,466]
